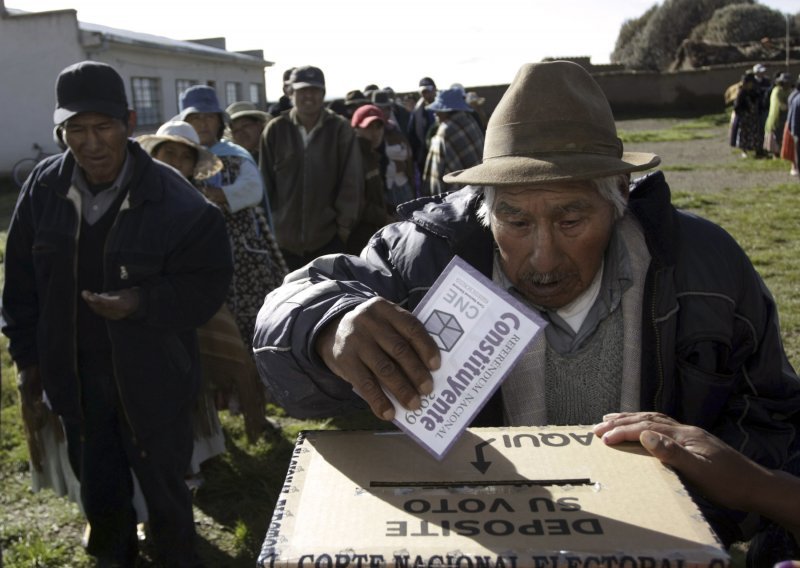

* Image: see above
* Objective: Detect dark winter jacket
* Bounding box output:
[2,141,233,441]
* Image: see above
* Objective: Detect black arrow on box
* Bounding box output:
[471,438,495,474]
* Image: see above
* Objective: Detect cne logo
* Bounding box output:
[423,309,464,352]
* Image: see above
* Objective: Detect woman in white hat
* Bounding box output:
[138,120,223,183]
[138,121,282,486]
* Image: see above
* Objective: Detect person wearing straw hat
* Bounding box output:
[226,101,271,162]
[138,120,279,469]
[253,61,800,556]
[422,86,485,196]
[3,61,233,566]
[138,120,223,183]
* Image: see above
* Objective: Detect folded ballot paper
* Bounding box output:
[385,256,546,459]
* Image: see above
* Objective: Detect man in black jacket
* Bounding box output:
[2,61,233,567]
[254,61,800,560]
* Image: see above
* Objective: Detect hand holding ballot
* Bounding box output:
[316,296,439,421]
[317,257,545,459]
[594,412,800,544]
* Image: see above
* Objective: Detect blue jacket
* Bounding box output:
[2,141,233,441]
[254,172,800,545]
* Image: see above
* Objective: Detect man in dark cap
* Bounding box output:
[253,61,800,562]
[259,65,364,270]
[2,60,233,567]
[407,76,438,180]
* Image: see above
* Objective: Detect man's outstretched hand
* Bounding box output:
[316,297,440,421]
[81,288,140,320]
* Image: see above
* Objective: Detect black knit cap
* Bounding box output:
[53,61,129,124]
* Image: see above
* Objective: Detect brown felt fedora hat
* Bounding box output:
[444,61,660,186]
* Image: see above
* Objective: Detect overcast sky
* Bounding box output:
[14,0,800,100]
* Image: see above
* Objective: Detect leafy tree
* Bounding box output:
[611,0,752,70]
[611,4,658,67]
[697,3,790,43]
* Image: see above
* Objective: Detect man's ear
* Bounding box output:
[126,110,138,136]
[53,125,67,151]
[619,174,631,201]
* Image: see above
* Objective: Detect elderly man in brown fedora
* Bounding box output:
[253,61,800,559]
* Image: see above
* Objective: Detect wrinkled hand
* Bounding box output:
[593,412,768,514]
[81,288,140,320]
[316,297,440,421]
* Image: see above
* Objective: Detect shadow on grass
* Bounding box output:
[192,431,295,564]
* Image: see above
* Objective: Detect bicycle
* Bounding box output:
[12,143,52,188]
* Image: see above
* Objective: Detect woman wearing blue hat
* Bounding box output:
[422,87,485,196]
[178,85,286,384]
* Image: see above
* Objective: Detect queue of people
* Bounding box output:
[728,63,800,180]
[2,57,800,567]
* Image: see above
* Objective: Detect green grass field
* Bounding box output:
[1,117,799,565]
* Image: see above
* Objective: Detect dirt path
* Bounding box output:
[618,118,797,194]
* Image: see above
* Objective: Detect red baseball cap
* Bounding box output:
[351,104,385,129]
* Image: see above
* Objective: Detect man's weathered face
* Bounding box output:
[230,116,265,153]
[292,86,325,119]
[63,112,130,185]
[490,181,617,310]
[421,89,436,104]
[184,112,221,147]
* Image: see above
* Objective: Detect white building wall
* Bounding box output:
[0,11,85,173]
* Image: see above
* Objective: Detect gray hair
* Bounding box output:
[476,174,630,228]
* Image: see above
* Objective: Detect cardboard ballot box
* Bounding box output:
[259,426,729,568]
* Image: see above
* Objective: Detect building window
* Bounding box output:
[176,79,199,108]
[226,82,241,106]
[131,77,162,127]
[249,83,263,105]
